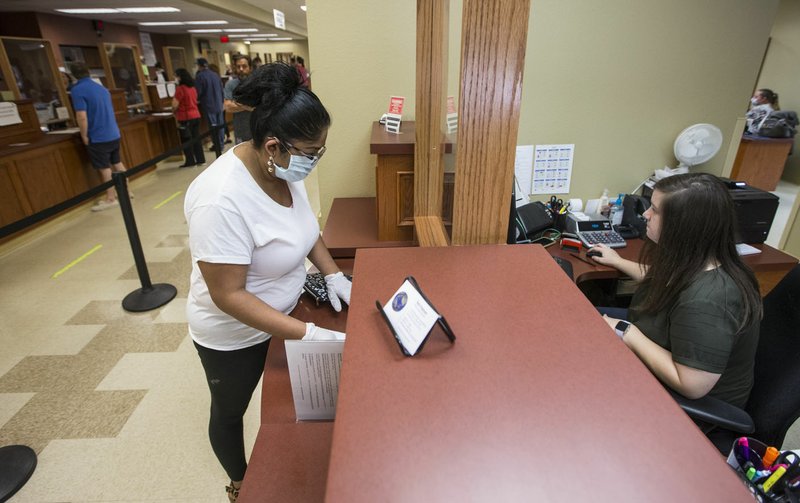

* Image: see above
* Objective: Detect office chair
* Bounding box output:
[0,444,37,502]
[669,263,800,454]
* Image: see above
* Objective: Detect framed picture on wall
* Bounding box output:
[197,39,211,53]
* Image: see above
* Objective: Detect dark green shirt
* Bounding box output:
[629,268,759,408]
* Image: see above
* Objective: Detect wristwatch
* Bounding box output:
[615,320,631,339]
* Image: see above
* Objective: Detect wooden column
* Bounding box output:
[451,0,531,245]
[414,0,450,246]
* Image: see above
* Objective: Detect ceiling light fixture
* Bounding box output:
[300,5,307,11]
[225,28,258,32]
[269,37,293,41]
[139,21,185,26]
[185,20,228,25]
[57,7,180,14]
[56,8,119,14]
[118,7,181,13]
[188,29,223,33]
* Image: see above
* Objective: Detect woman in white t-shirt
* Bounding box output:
[184,62,349,502]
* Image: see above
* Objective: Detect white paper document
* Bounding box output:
[514,145,534,199]
[0,102,22,126]
[156,84,168,99]
[736,243,762,256]
[532,144,574,195]
[381,279,440,356]
[285,340,345,421]
[166,83,176,97]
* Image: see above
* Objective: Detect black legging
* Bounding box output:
[178,119,206,166]
[194,339,270,481]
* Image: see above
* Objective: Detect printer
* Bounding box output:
[726,180,779,244]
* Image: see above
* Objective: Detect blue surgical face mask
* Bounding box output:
[273,155,317,182]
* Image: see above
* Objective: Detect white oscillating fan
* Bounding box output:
[654,123,723,180]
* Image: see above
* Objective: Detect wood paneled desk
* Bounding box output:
[239,246,752,501]
[549,237,797,297]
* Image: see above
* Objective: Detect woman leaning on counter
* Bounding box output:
[183,62,351,502]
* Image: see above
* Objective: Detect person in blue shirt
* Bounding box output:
[194,58,225,154]
[69,62,128,212]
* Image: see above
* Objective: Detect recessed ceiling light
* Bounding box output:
[300,5,307,11]
[56,8,119,14]
[246,38,269,42]
[188,29,223,33]
[119,7,180,13]
[185,20,228,25]
[269,37,293,41]
[244,41,251,45]
[225,28,258,32]
[139,21,185,26]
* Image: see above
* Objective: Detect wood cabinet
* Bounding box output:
[731,136,793,191]
[370,121,454,241]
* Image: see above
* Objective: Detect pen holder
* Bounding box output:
[727,437,799,502]
[553,212,568,232]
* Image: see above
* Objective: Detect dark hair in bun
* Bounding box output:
[233,62,330,146]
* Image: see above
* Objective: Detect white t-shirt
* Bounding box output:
[184,145,320,350]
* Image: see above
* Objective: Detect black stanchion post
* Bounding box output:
[112,172,177,312]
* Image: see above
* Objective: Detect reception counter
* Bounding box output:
[0,106,181,243]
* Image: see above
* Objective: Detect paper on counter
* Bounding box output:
[514,145,534,202]
[0,102,23,126]
[736,243,761,256]
[285,339,345,421]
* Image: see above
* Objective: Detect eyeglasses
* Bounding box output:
[276,138,327,164]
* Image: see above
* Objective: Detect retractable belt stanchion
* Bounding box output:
[112,172,177,312]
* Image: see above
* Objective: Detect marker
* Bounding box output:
[745,467,757,481]
[763,446,780,467]
[738,438,750,463]
[762,466,787,493]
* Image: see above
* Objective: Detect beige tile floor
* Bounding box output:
[0,151,260,502]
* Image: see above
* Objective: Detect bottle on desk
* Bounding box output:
[610,194,624,227]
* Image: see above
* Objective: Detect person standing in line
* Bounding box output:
[194,58,225,154]
[69,62,129,212]
[185,62,349,502]
[172,68,206,168]
[223,54,253,145]
[296,56,311,89]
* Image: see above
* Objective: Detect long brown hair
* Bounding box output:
[638,173,762,329]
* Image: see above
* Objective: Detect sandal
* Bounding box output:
[226,481,241,502]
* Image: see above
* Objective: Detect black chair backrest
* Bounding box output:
[746,264,800,447]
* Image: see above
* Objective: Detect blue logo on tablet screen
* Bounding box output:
[392,292,408,311]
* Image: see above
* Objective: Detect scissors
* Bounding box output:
[549,196,564,212]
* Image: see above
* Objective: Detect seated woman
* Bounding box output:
[746,88,780,133]
[590,173,762,409]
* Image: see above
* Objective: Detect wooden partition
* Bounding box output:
[414,0,450,247]
[413,0,532,246]
[450,0,531,244]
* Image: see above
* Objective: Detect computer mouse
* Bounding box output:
[586,249,602,258]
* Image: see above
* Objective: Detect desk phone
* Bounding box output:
[566,214,627,249]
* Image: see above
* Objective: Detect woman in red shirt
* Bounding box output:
[172,68,206,168]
